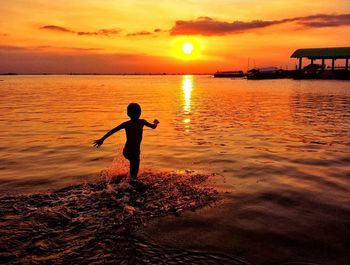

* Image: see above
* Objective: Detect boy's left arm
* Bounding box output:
[143,119,159,129]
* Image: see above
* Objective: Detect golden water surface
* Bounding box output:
[1,75,350,264]
[1,75,349,196]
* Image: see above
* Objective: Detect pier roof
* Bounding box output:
[291,47,350,59]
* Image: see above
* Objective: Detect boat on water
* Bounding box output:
[213,70,245,78]
[246,67,290,80]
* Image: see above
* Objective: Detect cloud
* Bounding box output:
[297,14,350,27]
[125,28,169,37]
[40,25,73,33]
[77,28,122,36]
[153,28,168,33]
[40,25,122,37]
[170,17,281,36]
[170,14,350,36]
[41,25,168,38]
[0,45,103,52]
[126,31,152,37]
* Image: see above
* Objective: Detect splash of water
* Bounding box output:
[0,170,249,264]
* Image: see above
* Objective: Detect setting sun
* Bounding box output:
[171,37,204,61]
[182,42,193,54]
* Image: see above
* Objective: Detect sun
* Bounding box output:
[172,37,203,60]
[182,42,193,55]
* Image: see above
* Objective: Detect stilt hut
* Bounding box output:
[291,47,350,71]
[291,47,350,79]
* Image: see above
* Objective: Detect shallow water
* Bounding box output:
[0,172,225,264]
[1,75,350,264]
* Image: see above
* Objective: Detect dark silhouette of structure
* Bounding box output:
[291,47,350,79]
[213,70,245,78]
[93,103,159,179]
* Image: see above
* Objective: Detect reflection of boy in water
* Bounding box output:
[93,103,159,180]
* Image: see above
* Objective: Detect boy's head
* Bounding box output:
[127,103,141,120]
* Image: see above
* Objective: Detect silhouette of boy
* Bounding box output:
[93,103,159,180]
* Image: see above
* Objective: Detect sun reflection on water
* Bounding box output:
[182,75,193,114]
[182,75,193,132]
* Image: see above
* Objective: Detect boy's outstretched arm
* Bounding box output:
[144,119,160,129]
[93,122,125,148]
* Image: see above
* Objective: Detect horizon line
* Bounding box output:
[0,72,214,76]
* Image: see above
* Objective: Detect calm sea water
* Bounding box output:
[1,75,349,195]
[1,75,350,263]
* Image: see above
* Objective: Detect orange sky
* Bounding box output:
[0,0,350,73]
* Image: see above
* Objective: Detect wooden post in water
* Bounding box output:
[346,58,349,70]
[298,58,302,70]
[331,59,335,71]
[322,59,325,69]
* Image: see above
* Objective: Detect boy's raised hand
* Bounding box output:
[93,139,104,148]
[153,119,160,125]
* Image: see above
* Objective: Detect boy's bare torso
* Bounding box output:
[123,119,146,153]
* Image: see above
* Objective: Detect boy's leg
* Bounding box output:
[129,156,140,180]
[123,148,140,180]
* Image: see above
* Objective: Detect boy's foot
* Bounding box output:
[130,179,147,193]
[130,179,138,186]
